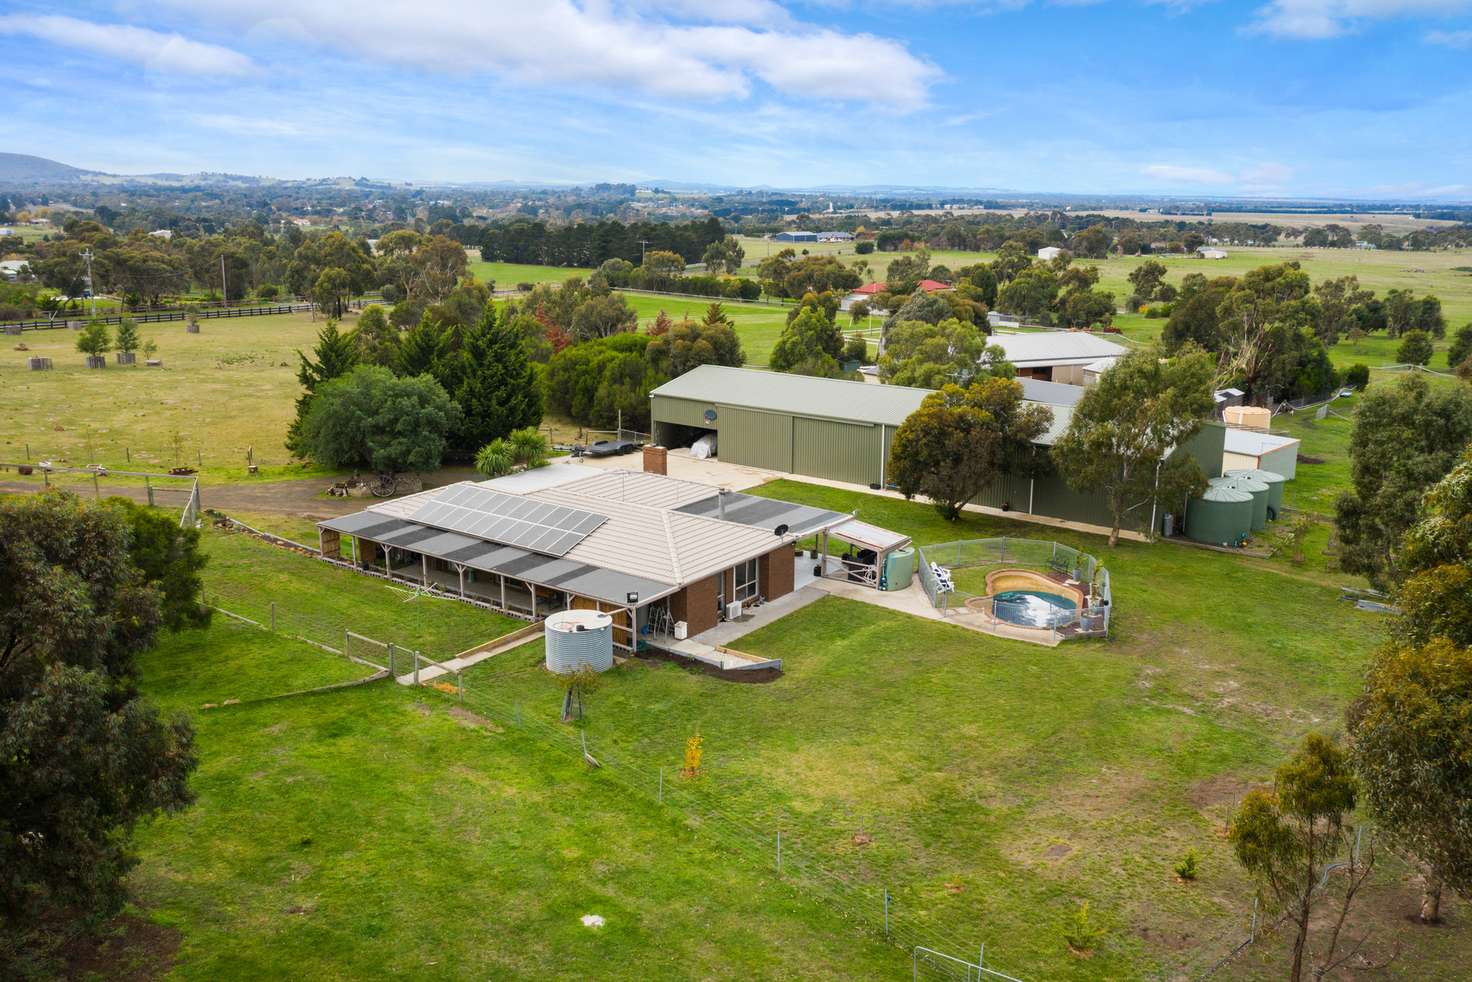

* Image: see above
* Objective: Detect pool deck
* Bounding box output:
[812,577,1065,647]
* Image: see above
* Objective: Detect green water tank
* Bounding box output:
[1225,468,1286,519]
[1221,475,1269,531]
[881,547,915,591]
[1187,485,1254,546]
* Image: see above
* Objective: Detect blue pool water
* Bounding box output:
[992,589,1077,628]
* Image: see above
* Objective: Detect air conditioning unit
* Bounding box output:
[725,601,743,620]
[673,621,688,640]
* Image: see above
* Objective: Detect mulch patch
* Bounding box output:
[57,912,181,982]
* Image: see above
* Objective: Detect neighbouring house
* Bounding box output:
[0,259,30,281]
[986,331,1129,385]
[1036,246,1064,261]
[148,229,174,241]
[987,311,1022,330]
[1222,427,1300,480]
[773,230,819,242]
[817,231,854,242]
[316,463,909,648]
[648,364,1226,537]
[1197,246,1229,259]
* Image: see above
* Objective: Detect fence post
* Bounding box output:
[270,602,277,632]
[145,476,154,507]
[413,650,421,686]
[883,888,890,936]
[344,629,350,659]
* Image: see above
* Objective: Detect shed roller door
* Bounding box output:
[792,417,882,485]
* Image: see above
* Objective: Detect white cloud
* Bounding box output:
[188,114,307,137]
[158,0,938,110]
[1143,163,1235,184]
[1249,1,1472,39]
[0,15,254,76]
[1144,161,1295,189]
[1426,26,1472,42]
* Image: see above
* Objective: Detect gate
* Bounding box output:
[912,947,1024,982]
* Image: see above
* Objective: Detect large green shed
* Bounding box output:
[650,366,1227,537]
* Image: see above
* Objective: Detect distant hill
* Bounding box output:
[0,153,97,182]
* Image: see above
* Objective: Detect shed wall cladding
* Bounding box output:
[651,395,714,428]
[719,407,794,472]
[969,473,1033,513]
[1028,473,1123,529]
[792,417,882,485]
[1181,422,1227,479]
[1259,445,1297,480]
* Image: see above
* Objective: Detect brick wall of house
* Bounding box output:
[671,573,720,637]
[760,543,795,600]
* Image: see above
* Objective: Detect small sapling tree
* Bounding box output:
[76,321,111,367]
[114,318,139,364]
[1229,732,1373,982]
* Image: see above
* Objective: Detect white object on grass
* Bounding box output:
[581,914,605,928]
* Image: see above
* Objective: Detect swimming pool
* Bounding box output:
[990,589,1078,628]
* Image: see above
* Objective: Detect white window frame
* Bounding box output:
[733,558,759,603]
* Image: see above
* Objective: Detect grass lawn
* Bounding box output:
[466,257,590,287]
[131,618,907,980]
[200,527,523,660]
[0,309,357,480]
[118,481,1471,979]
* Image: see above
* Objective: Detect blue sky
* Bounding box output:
[0,1,1469,199]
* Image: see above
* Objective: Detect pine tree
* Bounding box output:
[287,319,358,456]
[394,314,443,378]
[451,306,542,458]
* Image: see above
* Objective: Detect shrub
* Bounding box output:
[1063,901,1106,955]
[1344,363,1370,389]
[256,284,280,301]
[682,733,703,778]
[843,335,868,363]
[1397,329,1434,366]
[507,426,549,469]
[474,439,514,478]
[517,282,534,292]
[1174,850,1200,881]
[855,240,875,254]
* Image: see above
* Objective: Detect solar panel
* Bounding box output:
[408,485,607,557]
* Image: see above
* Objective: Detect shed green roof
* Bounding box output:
[650,364,1077,443]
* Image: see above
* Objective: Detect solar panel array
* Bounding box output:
[410,485,606,557]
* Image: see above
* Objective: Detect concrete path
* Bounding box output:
[395,626,544,686]
[812,577,1062,647]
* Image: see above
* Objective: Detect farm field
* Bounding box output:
[466,255,590,287]
[0,309,345,478]
[117,485,1469,980]
[735,235,1472,340]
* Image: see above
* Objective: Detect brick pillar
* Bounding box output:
[643,444,668,476]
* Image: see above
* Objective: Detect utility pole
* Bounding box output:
[81,248,96,318]
[638,238,650,264]
[220,254,228,305]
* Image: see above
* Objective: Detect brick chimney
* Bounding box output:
[643,445,668,476]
